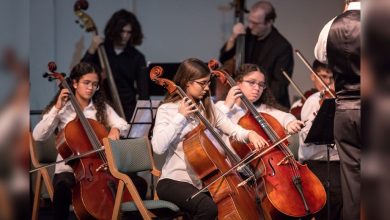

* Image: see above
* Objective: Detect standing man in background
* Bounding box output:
[314,1,361,220]
[220,0,294,108]
[82,9,150,122]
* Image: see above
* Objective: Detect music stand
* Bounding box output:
[304,98,335,220]
[126,99,161,139]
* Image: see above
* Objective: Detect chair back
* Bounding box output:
[106,137,153,173]
[30,134,57,166]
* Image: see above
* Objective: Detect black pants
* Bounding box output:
[156,179,218,220]
[52,172,147,219]
[334,109,361,220]
[52,172,76,220]
[304,160,343,220]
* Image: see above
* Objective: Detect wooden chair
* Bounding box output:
[103,137,181,220]
[29,133,57,220]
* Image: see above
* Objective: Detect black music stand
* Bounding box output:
[304,98,335,220]
[126,99,160,139]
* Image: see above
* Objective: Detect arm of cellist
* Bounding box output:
[151,98,196,155]
[105,104,130,140]
[32,89,68,141]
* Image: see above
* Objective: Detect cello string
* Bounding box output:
[63,79,107,163]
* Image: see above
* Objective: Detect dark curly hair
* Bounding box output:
[163,58,215,124]
[43,62,109,126]
[104,9,143,46]
[234,63,288,112]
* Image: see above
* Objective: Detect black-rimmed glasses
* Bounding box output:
[242,80,267,89]
[193,80,211,88]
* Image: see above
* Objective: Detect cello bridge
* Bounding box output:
[96,163,108,172]
[277,155,294,166]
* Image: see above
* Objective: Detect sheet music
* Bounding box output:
[127,100,161,138]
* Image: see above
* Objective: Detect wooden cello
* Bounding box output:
[209,59,326,219]
[150,66,261,220]
[44,62,132,220]
[74,0,126,119]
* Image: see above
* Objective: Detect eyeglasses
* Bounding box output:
[242,80,267,89]
[193,80,211,88]
[80,80,100,90]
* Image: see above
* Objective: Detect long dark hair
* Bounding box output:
[43,62,108,126]
[104,9,143,46]
[163,58,215,124]
[235,63,287,112]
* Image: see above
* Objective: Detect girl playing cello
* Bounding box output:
[215,63,303,135]
[32,62,143,219]
[151,58,267,219]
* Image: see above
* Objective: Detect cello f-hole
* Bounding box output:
[267,158,275,176]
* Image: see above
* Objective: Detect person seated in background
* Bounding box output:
[290,60,333,120]
[298,72,341,220]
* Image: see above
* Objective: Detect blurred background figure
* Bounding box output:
[364,0,390,220]
[0,47,30,220]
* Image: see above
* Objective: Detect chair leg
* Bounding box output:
[124,178,153,220]
[112,180,124,220]
[32,171,43,220]
[41,169,54,201]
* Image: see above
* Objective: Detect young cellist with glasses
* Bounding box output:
[32,62,146,219]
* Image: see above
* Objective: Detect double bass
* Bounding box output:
[150,66,261,220]
[210,59,326,219]
[44,62,132,219]
[74,0,126,119]
[216,0,247,100]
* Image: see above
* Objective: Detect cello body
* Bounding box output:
[230,112,326,219]
[183,124,261,220]
[56,118,132,220]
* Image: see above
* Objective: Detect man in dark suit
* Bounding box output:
[220,1,294,109]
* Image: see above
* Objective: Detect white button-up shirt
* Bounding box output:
[298,92,339,162]
[151,102,250,189]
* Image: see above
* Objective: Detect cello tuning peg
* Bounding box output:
[42,72,49,78]
[48,77,54,82]
[75,20,79,24]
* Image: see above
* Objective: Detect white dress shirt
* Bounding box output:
[32,101,129,174]
[298,92,339,162]
[151,101,251,189]
[215,101,296,155]
[314,2,361,63]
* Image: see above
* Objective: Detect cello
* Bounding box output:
[74,0,126,119]
[44,62,132,219]
[150,66,261,220]
[209,59,326,219]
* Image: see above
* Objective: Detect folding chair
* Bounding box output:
[103,137,181,220]
[29,133,57,220]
